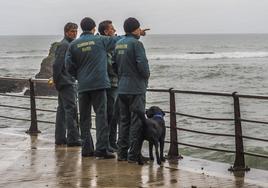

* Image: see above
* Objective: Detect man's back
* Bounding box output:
[66,32,118,93]
[53,38,75,91]
[114,34,150,95]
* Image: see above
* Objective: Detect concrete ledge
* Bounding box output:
[0,131,267,188]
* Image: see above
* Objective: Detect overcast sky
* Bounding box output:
[1,0,268,35]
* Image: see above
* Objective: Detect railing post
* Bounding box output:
[26,78,41,135]
[167,88,181,160]
[229,92,249,172]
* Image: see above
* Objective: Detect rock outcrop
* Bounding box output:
[35,42,59,79]
[33,42,59,96]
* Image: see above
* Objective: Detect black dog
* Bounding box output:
[135,106,166,165]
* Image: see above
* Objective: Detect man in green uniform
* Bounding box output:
[65,17,120,158]
[114,17,150,163]
[52,22,81,146]
[98,20,119,151]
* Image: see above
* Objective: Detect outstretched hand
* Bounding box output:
[48,77,54,88]
[140,28,150,36]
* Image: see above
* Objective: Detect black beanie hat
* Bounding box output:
[124,17,140,33]
[80,17,96,32]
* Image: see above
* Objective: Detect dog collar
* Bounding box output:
[153,114,164,119]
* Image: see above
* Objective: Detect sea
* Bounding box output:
[0,34,268,170]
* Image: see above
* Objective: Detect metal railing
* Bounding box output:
[0,78,57,128]
[147,88,268,171]
[0,77,268,172]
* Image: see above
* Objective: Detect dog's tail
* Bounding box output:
[133,109,147,125]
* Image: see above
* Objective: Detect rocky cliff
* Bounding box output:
[33,42,59,96]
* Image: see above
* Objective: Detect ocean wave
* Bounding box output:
[0,55,45,60]
[6,50,47,54]
[148,51,268,60]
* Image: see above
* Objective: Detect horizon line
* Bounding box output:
[1,32,268,36]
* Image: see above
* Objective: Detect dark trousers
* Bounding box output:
[117,94,145,160]
[79,89,108,152]
[55,85,80,144]
[107,87,118,147]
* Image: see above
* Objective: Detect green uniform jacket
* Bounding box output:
[53,37,75,91]
[114,34,150,94]
[65,32,120,93]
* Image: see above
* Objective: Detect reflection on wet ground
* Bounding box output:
[0,132,267,188]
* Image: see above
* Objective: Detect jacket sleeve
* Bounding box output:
[134,41,150,79]
[52,43,68,83]
[65,44,77,79]
[102,36,122,52]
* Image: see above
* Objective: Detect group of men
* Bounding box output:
[52,17,150,164]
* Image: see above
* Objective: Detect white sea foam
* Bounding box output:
[148,51,268,60]
[6,50,47,54]
[0,55,45,60]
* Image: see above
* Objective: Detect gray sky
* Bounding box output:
[1,0,268,35]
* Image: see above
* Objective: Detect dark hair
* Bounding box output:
[80,17,96,32]
[124,17,140,33]
[98,20,112,35]
[64,22,78,33]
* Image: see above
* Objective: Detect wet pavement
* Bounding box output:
[0,131,267,188]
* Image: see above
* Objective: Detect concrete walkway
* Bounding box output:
[0,131,267,188]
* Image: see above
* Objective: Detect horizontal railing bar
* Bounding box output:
[242,136,268,142]
[0,76,28,81]
[0,115,31,122]
[175,112,234,121]
[148,89,268,99]
[0,104,57,113]
[237,94,268,100]
[164,140,235,153]
[241,118,268,125]
[0,104,30,110]
[147,88,169,93]
[0,93,29,99]
[177,142,235,153]
[0,76,267,99]
[156,111,267,126]
[164,110,233,121]
[31,78,50,84]
[37,108,57,113]
[35,120,96,131]
[243,152,268,159]
[166,126,235,137]
[0,85,267,101]
[162,110,170,114]
[37,120,55,124]
[147,88,233,97]
[173,89,233,97]
[1,116,96,131]
[35,96,57,100]
[1,106,264,127]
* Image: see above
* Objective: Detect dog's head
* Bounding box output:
[146,106,165,119]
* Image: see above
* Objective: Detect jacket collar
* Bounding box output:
[125,33,140,39]
[81,31,94,36]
